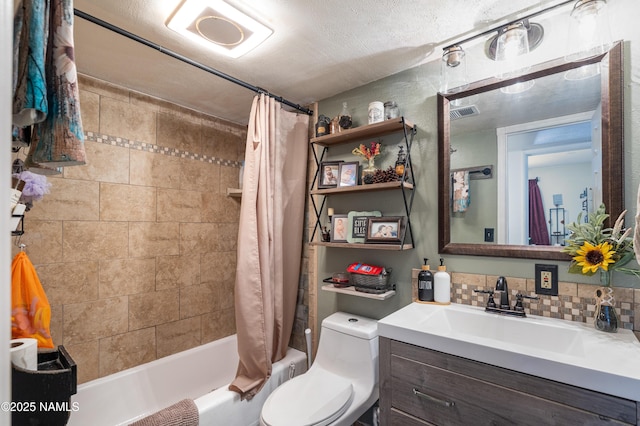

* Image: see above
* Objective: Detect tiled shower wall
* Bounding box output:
[413,270,640,338]
[13,75,246,384]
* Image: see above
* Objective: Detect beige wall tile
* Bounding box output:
[15,220,62,264]
[156,255,201,290]
[65,340,100,384]
[202,307,235,343]
[180,223,217,255]
[49,304,63,347]
[129,222,180,257]
[63,297,128,345]
[63,141,130,184]
[219,165,241,192]
[78,74,129,102]
[100,183,157,222]
[451,272,487,288]
[216,223,238,252]
[129,289,179,330]
[130,150,182,189]
[157,112,202,153]
[157,188,202,222]
[63,221,129,261]
[100,96,156,144]
[156,317,202,359]
[201,192,239,223]
[79,89,100,133]
[28,178,99,221]
[99,328,156,376]
[99,258,156,298]
[201,124,242,161]
[180,283,218,319]
[180,158,219,192]
[201,251,236,284]
[37,261,98,305]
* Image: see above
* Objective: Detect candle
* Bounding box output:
[327,208,334,217]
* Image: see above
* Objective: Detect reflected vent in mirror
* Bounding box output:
[450,105,479,120]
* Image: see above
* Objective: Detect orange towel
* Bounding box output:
[11,251,53,348]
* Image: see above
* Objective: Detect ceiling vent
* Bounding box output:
[450,105,479,120]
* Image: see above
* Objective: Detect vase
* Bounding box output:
[362,157,376,183]
[594,270,619,333]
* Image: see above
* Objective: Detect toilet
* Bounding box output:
[260,312,378,426]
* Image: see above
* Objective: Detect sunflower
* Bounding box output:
[573,241,614,274]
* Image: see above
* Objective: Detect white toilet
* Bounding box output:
[260,311,379,426]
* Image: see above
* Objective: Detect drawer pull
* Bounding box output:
[412,388,455,408]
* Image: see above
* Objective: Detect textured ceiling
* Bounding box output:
[73,0,563,125]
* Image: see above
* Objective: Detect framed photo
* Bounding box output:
[338,161,359,187]
[346,210,382,244]
[331,215,349,243]
[366,216,406,244]
[318,161,342,189]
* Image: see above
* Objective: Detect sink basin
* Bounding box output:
[417,303,585,357]
[378,302,640,401]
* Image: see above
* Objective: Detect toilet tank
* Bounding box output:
[314,312,378,380]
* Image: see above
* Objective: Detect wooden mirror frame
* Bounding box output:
[437,41,624,260]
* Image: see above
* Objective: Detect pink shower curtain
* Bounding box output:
[229,94,309,399]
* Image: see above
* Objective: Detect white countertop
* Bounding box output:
[378,302,640,401]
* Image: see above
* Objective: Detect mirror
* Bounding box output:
[438,41,624,260]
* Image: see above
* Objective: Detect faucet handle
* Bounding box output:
[473,289,496,308]
[514,294,539,312]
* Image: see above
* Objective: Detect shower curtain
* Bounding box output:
[529,179,550,245]
[229,94,309,400]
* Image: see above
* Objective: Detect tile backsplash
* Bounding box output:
[413,270,639,337]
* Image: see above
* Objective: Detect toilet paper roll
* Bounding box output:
[10,338,38,371]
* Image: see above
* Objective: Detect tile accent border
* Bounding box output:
[85,131,242,167]
[412,270,636,331]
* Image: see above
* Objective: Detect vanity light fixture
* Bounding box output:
[166,0,273,58]
[565,0,612,62]
[440,45,468,95]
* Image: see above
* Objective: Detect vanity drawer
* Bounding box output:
[387,339,637,425]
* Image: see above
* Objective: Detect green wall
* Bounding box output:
[315,2,640,323]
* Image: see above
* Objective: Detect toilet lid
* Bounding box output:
[261,369,354,426]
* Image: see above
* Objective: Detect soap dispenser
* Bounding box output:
[418,258,434,302]
[434,258,451,303]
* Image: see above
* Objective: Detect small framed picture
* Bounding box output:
[366,216,406,244]
[318,161,342,189]
[331,215,349,243]
[338,161,359,187]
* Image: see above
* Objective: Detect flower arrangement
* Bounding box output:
[562,204,640,283]
[352,141,382,160]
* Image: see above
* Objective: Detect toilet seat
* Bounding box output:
[260,369,354,426]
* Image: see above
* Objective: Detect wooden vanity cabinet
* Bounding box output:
[379,337,640,425]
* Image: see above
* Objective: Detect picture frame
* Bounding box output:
[365,216,406,244]
[318,161,342,189]
[331,215,349,243]
[346,210,382,244]
[338,161,359,187]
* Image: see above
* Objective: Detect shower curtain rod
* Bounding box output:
[73,9,314,116]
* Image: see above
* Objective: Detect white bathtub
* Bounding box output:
[68,335,307,426]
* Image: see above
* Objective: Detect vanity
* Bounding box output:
[378,303,640,425]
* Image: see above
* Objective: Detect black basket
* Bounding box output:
[351,268,393,294]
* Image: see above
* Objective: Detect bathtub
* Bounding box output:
[67,335,307,426]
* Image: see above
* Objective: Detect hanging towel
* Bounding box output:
[452,170,470,213]
[11,251,54,348]
[12,0,50,127]
[129,399,199,426]
[31,0,86,167]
